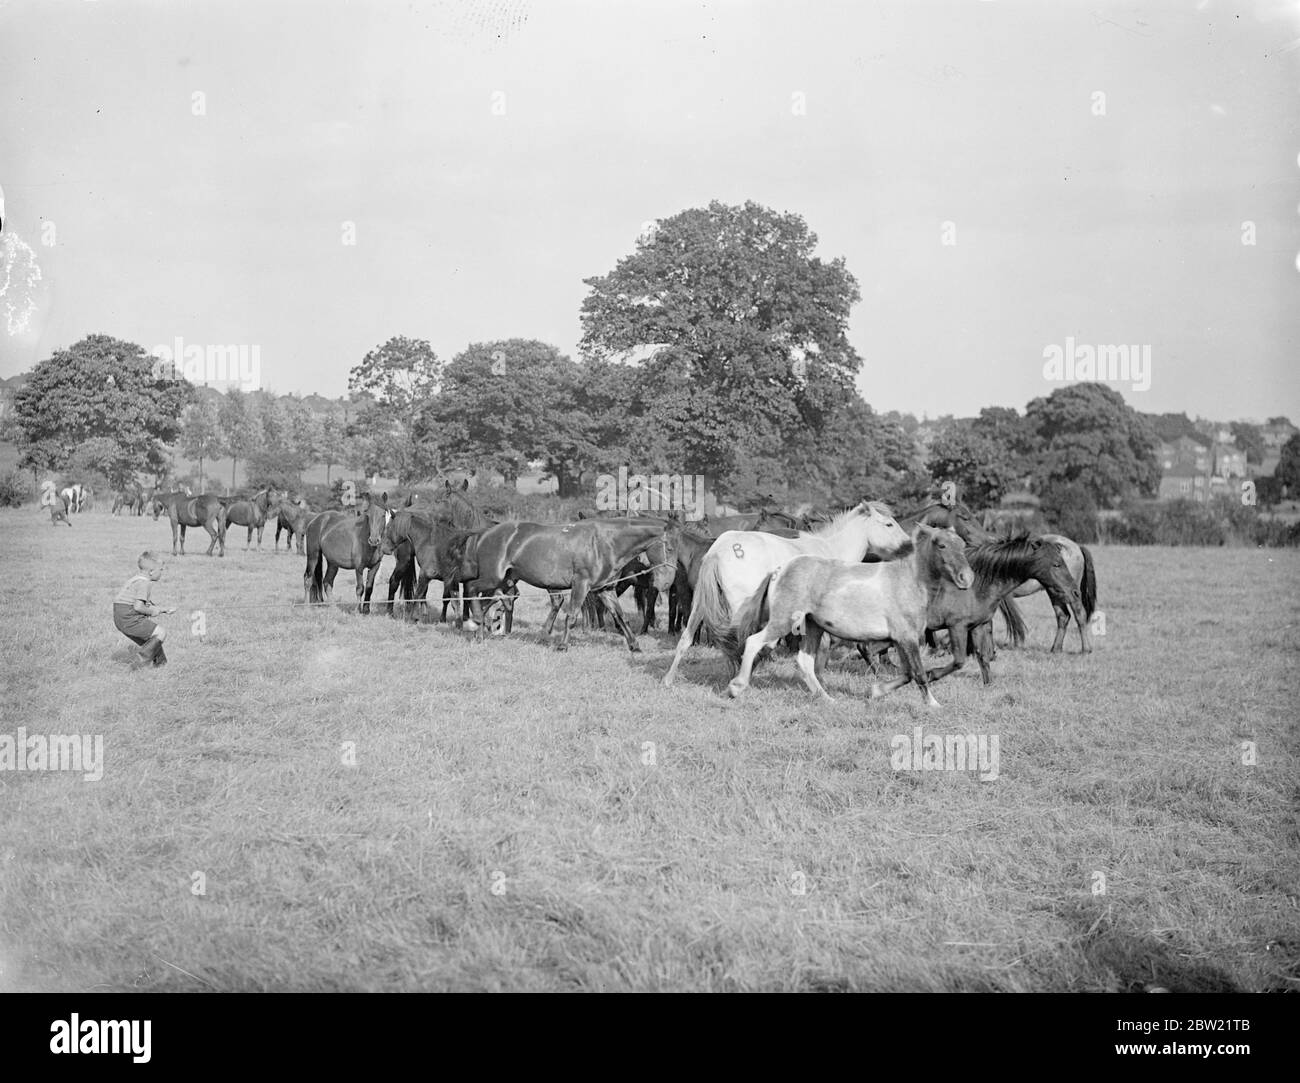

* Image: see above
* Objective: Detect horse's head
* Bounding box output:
[915,523,974,590]
[361,492,390,548]
[943,502,996,545]
[647,521,679,593]
[858,500,910,559]
[150,495,166,520]
[1023,536,1080,604]
[379,508,407,555]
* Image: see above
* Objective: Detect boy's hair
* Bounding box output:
[137,550,164,571]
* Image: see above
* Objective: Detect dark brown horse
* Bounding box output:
[384,485,491,622]
[303,493,391,612]
[151,491,228,556]
[460,518,678,651]
[857,534,1078,685]
[667,526,717,637]
[224,488,281,549]
[275,496,313,554]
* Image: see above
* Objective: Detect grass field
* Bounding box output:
[1,505,1296,992]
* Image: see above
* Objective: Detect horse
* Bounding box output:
[667,525,717,639]
[726,524,974,706]
[274,497,313,553]
[223,488,281,549]
[1006,533,1097,653]
[49,500,70,526]
[151,491,228,556]
[112,484,146,516]
[460,518,678,651]
[661,501,911,686]
[385,485,492,622]
[857,533,1080,684]
[59,483,83,514]
[303,493,391,613]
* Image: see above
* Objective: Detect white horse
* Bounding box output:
[59,484,82,513]
[662,501,910,685]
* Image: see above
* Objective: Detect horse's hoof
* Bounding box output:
[869,682,884,699]
[926,697,941,708]
[628,643,641,653]
[726,681,743,698]
[463,620,479,632]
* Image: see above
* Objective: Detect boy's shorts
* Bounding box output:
[114,603,157,645]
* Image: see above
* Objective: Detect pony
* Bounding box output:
[274,496,313,554]
[112,483,146,516]
[303,493,391,613]
[857,534,1080,685]
[151,491,228,556]
[1006,533,1097,653]
[223,488,281,549]
[460,518,678,651]
[385,484,491,622]
[726,525,974,706]
[661,501,910,686]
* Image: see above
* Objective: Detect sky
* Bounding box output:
[1,0,1298,422]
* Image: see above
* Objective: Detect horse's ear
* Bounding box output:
[460,479,469,491]
[445,480,452,491]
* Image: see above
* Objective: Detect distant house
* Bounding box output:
[1157,434,1212,473]
[1158,464,1209,502]
[1261,420,1298,450]
[1213,444,1247,479]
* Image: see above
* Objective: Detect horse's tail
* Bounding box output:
[1079,545,1097,620]
[306,523,327,603]
[691,551,744,664]
[999,596,1027,647]
[215,500,228,541]
[399,547,417,601]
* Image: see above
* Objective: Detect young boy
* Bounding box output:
[114,551,176,667]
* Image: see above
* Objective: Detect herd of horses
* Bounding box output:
[94,477,1098,708]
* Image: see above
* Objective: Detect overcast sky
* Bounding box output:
[2,0,1297,422]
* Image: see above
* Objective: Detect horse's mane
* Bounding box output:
[967,533,1044,592]
[809,500,894,538]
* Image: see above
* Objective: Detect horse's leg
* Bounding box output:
[662,589,710,687]
[542,594,563,636]
[175,521,183,556]
[363,561,381,615]
[922,622,968,685]
[559,579,590,650]
[355,567,368,614]
[387,553,405,620]
[640,585,657,635]
[727,612,792,698]
[1048,594,1071,653]
[503,583,518,634]
[872,638,939,706]
[205,520,218,556]
[971,623,994,685]
[596,590,641,652]
[794,622,833,702]
[323,562,339,603]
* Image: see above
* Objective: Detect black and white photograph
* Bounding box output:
[0,0,1295,1045]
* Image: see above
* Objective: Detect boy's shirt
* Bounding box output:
[115,574,153,608]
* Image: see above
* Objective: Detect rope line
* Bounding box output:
[166,561,676,612]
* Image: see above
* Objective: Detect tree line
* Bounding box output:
[7,199,1295,511]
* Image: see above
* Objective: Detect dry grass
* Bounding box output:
[0,507,1296,992]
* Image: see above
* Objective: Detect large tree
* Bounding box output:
[926,421,1022,509]
[347,336,442,483]
[579,200,863,498]
[13,334,192,483]
[1275,433,1300,497]
[218,388,257,491]
[433,339,600,491]
[1025,384,1160,506]
[180,399,223,493]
